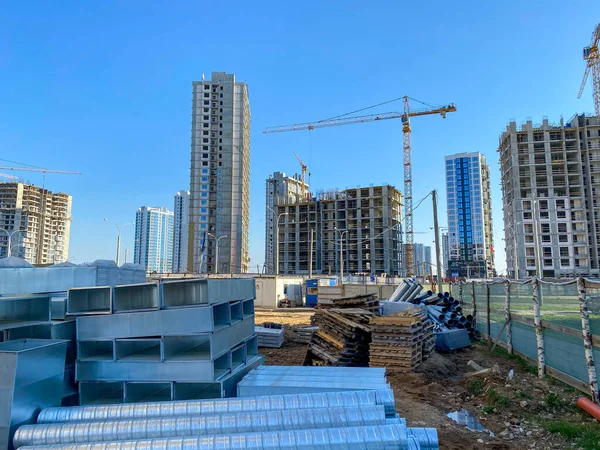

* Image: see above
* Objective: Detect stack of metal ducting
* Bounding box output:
[70,278,262,404]
[237,366,391,397]
[0,293,78,407]
[13,388,439,449]
[255,325,284,348]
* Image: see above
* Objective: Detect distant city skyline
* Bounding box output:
[2,3,599,272]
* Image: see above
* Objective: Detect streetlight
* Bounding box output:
[334,228,348,284]
[267,206,288,275]
[207,233,228,274]
[0,228,26,258]
[104,219,134,266]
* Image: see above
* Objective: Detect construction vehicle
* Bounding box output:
[264,96,456,277]
[578,23,600,116]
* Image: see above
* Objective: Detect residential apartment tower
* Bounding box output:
[445,152,495,278]
[275,185,402,275]
[0,182,72,264]
[189,72,250,274]
[499,115,600,277]
[172,190,190,273]
[134,206,174,273]
[265,172,309,274]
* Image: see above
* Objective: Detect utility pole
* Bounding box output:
[531,193,542,278]
[309,228,314,278]
[513,226,519,280]
[432,190,443,293]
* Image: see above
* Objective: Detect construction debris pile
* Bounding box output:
[13,366,439,449]
[385,279,472,351]
[369,306,434,373]
[305,295,376,366]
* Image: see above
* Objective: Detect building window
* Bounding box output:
[558,223,567,233]
[543,247,552,257]
[543,259,553,267]
[561,259,570,267]
[559,247,569,257]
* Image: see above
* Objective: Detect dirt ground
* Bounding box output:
[255,309,600,450]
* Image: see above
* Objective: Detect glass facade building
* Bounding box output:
[445,152,495,278]
[134,206,174,273]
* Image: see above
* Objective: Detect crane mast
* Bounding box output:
[264,97,456,277]
[293,152,308,199]
[578,23,600,116]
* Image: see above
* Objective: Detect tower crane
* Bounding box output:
[264,96,456,277]
[293,152,308,199]
[0,166,81,175]
[578,23,600,116]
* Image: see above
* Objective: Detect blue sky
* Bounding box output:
[1,1,598,273]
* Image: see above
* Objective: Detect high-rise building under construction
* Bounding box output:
[499,115,600,277]
[0,182,72,264]
[274,185,402,275]
[265,171,308,274]
[189,72,250,274]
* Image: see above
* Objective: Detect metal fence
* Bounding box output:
[453,277,600,403]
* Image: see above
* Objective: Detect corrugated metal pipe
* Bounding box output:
[15,423,409,450]
[37,389,395,424]
[14,405,386,447]
[407,428,439,450]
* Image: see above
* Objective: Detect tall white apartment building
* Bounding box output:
[189,72,250,274]
[134,206,173,273]
[265,172,309,274]
[0,182,72,264]
[172,190,190,273]
[445,152,495,278]
[499,115,600,277]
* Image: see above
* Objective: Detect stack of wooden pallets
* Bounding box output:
[317,294,380,313]
[369,307,429,373]
[304,307,374,367]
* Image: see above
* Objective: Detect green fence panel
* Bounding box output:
[539,282,580,331]
[544,328,589,384]
[511,320,538,361]
[583,281,600,337]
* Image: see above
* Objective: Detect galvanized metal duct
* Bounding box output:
[14,405,386,447]
[37,389,395,424]
[407,428,439,450]
[15,423,409,450]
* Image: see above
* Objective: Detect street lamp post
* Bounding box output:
[334,228,348,284]
[267,206,288,275]
[104,219,134,266]
[207,233,228,274]
[0,228,26,258]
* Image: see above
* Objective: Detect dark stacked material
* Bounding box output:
[369,307,434,373]
[318,294,380,312]
[304,305,374,367]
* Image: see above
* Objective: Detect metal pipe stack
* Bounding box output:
[382,281,472,351]
[14,388,439,449]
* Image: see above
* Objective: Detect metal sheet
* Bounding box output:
[0,338,67,450]
[14,423,407,450]
[14,405,387,446]
[113,283,160,313]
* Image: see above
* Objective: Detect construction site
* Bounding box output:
[1,16,600,450]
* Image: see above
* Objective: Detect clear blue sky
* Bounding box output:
[1,1,598,273]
